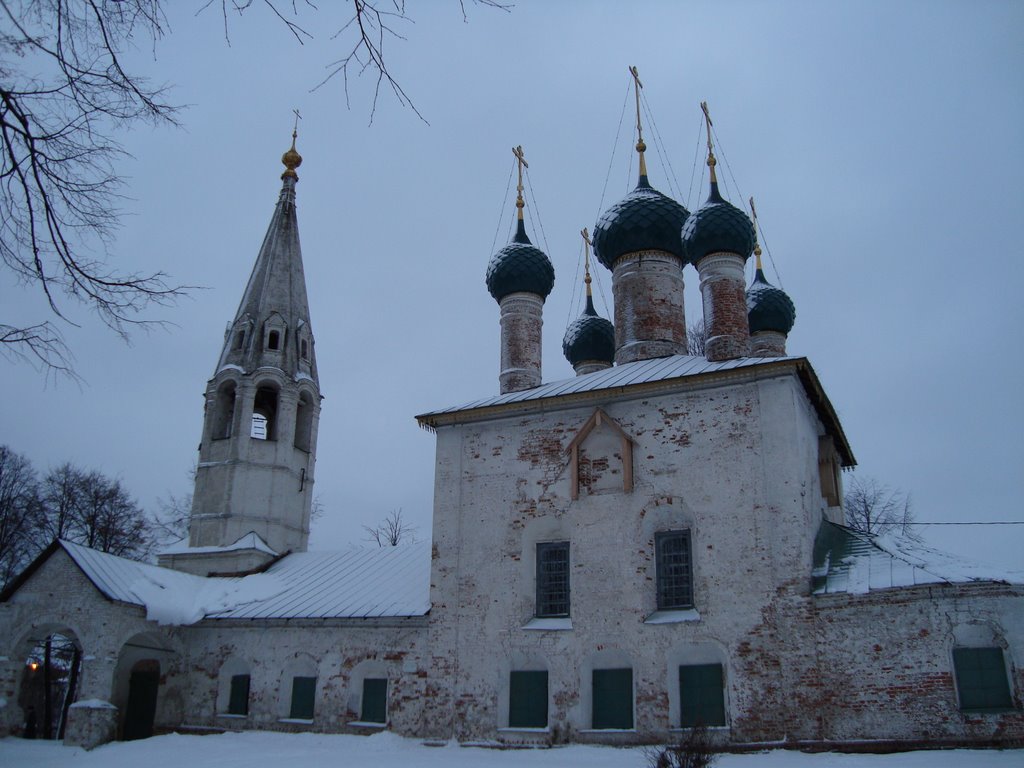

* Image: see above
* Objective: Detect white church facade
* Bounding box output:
[1,110,1022,751]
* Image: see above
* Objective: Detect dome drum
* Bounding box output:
[611,251,687,365]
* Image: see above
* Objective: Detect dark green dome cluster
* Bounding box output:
[681,183,755,264]
[563,296,615,367]
[747,268,796,335]
[485,219,555,301]
[592,177,689,270]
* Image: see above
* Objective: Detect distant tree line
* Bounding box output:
[0,444,182,590]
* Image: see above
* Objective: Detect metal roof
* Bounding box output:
[416,354,855,467]
[209,544,430,620]
[59,540,430,623]
[811,521,1023,595]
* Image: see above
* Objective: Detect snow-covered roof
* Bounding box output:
[159,531,278,557]
[416,354,854,467]
[57,540,430,626]
[811,521,1024,595]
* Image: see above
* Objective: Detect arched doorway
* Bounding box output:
[114,632,177,741]
[123,659,160,741]
[16,630,83,740]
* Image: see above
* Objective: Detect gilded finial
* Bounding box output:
[282,109,303,180]
[581,227,593,297]
[700,101,717,184]
[630,66,648,179]
[512,145,529,220]
[749,196,763,270]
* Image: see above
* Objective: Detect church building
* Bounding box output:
[1,92,1021,751]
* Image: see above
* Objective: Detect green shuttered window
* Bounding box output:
[228,674,250,716]
[362,678,388,723]
[289,676,317,720]
[679,663,726,727]
[536,542,570,617]
[592,668,633,729]
[953,648,1013,711]
[509,670,548,728]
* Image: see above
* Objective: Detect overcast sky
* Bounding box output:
[2,1,1022,570]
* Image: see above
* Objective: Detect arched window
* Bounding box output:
[212,381,237,440]
[294,391,314,452]
[251,385,279,441]
[268,331,280,351]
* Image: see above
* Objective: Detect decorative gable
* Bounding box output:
[566,408,634,500]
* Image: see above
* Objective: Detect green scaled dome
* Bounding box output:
[562,295,615,367]
[681,182,755,264]
[592,176,689,270]
[747,268,796,335]
[485,219,555,301]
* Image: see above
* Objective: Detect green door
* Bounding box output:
[123,664,160,741]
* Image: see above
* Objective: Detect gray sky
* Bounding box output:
[3,1,1022,570]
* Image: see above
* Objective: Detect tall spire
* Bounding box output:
[217,127,317,384]
[629,66,648,181]
[184,125,323,562]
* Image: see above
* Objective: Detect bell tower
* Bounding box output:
[168,128,322,572]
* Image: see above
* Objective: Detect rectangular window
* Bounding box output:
[289,676,316,720]
[953,647,1013,711]
[228,674,250,716]
[361,678,388,723]
[679,663,726,727]
[592,668,633,730]
[536,542,570,617]
[509,670,548,728]
[656,531,693,610]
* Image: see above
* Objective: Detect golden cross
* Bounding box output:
[581,227,593,294]
[512,145,528,215]
[629,66,644,147]
[700,100,717,181]
[749,196,763,265]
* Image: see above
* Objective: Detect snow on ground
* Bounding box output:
[0,732,1020,768]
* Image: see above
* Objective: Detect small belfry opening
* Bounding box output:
[212,381,236,440]
[251,384,279,441]
[294,390,314,451]
[268,330,280,350]
[232,330,245,351]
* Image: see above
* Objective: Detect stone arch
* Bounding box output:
[211,379,238,440]
[293,388,315,452]
[113,631,180,741]
[216,656,253,718]
[10,623,84,741]
[279,653,319,721]
[346,658,389,725]
[499,651,550,729]
[666,639,731,729]
[581,647,635,730]
[251,381,280,441]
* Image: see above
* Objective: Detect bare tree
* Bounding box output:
[0,445,40,588]
[364,507,416,547]
[1,0,186,378]
[209,0,510,123]
[686,319,707,357]
[843,475,916,539]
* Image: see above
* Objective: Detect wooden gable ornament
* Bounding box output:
[566,408,634,500]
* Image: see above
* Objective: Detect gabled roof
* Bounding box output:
[2,540,430,625]
[811,521,1024,595]
[417,354,855,467]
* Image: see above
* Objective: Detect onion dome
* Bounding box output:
[680,181,756,264]
[592,176,689,270]
[747,260,796,335]
[563,294,615,367]
[485,218,555,301]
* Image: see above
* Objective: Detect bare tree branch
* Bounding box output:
[1,0,188,379]
[686,318,706,357]
[364,507,416,547]
[843,474,917,539]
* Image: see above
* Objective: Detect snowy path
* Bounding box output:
[0,731,1020,768]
